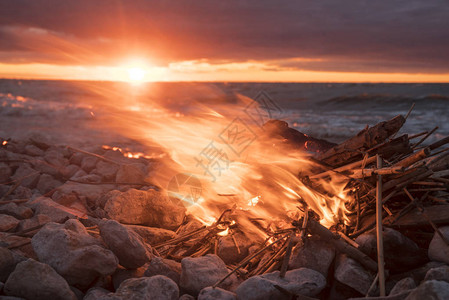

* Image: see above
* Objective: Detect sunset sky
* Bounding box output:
[0,0,448,82]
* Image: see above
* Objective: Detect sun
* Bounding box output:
[127,67,145,82]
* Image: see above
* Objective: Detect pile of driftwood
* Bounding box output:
[152,110,449,297]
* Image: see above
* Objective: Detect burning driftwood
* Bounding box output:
[2,108,449,299]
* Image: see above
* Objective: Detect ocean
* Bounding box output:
[1,79,449,149]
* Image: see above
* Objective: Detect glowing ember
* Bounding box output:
[2,140,7,146]
[247,195,261,207]
[217,227,229,237]
[102,145,165,160]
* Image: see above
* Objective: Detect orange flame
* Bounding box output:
[78,83,352,232]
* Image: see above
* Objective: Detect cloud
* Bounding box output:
[0,0,448,73]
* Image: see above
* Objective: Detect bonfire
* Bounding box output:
[1,98,449,300]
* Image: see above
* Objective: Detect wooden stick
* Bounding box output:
[7,239,31,249]
[279,209,308,278]
[0,199,29,205]
[404,103,415,121]
[67,146,121,165]
[409,131,428,140]
[412,126,438,149]
[376,155,386,296]
[0,177,25,202]
[429,135,449,151]
[317,115,405,167]
[394,148,430,168]
[212,233,289,288]
[279,231,295,278]
[350,166,405,178]
[366,273,380,297]
[412,181,445,186]
[155,226,207,248]
[403,188,449,246]
[382,168,433,192]
[311,156,377,179]
[305,219,378,272]
[254,243,287,276]
[338,232,360,248]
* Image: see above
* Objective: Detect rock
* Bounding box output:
[26,132,51,150]
[424,265,449,283]
[116,163,146,184]
[69,152,85,166]
[288,237,335,276]
[0,203,33,220]
[144,257,181,285]
[348,291,412,300]
[17,214,50,232]
[198,287,237,300]
[11,164,40,189]
[356,228,426,272]
[57,182,115,203]
[0,163,12,182]
[10,186,32,200]
[81,157,98,173]
[262,268,326,297]
[397,261,446,284]
[99,220,151,269]
[44,149,69,170]
[0,282,3,293]
[0,247,16,282]
[428,226,449,264]
[31,219,118,288]
[405,280,449,300]
[99,189,185,230]
[115,276,179,300]
[95,161,119,181]
[36,174,62,194]
[32,197,77,222]
[74,174,102,183]
[24,144,44,156]
[32,159,60,177]
[180,254,237,296]
[70,286,84,300]
[61,164,80,179]
[0,214,19,232]
[4,259,77,300]
[335,254,374,295]
[126,225,177,245]
[179,295,195,300]
[390,277,416,296]
[51,190,81,207]
[83,287,111,300]
[112,265,147,290]
[217,232,253,265]
[236,276,288,300]
[70,169,88,180]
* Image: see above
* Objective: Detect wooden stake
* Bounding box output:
[376,155,386,296]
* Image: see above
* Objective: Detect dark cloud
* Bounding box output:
[0,0,448,73]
